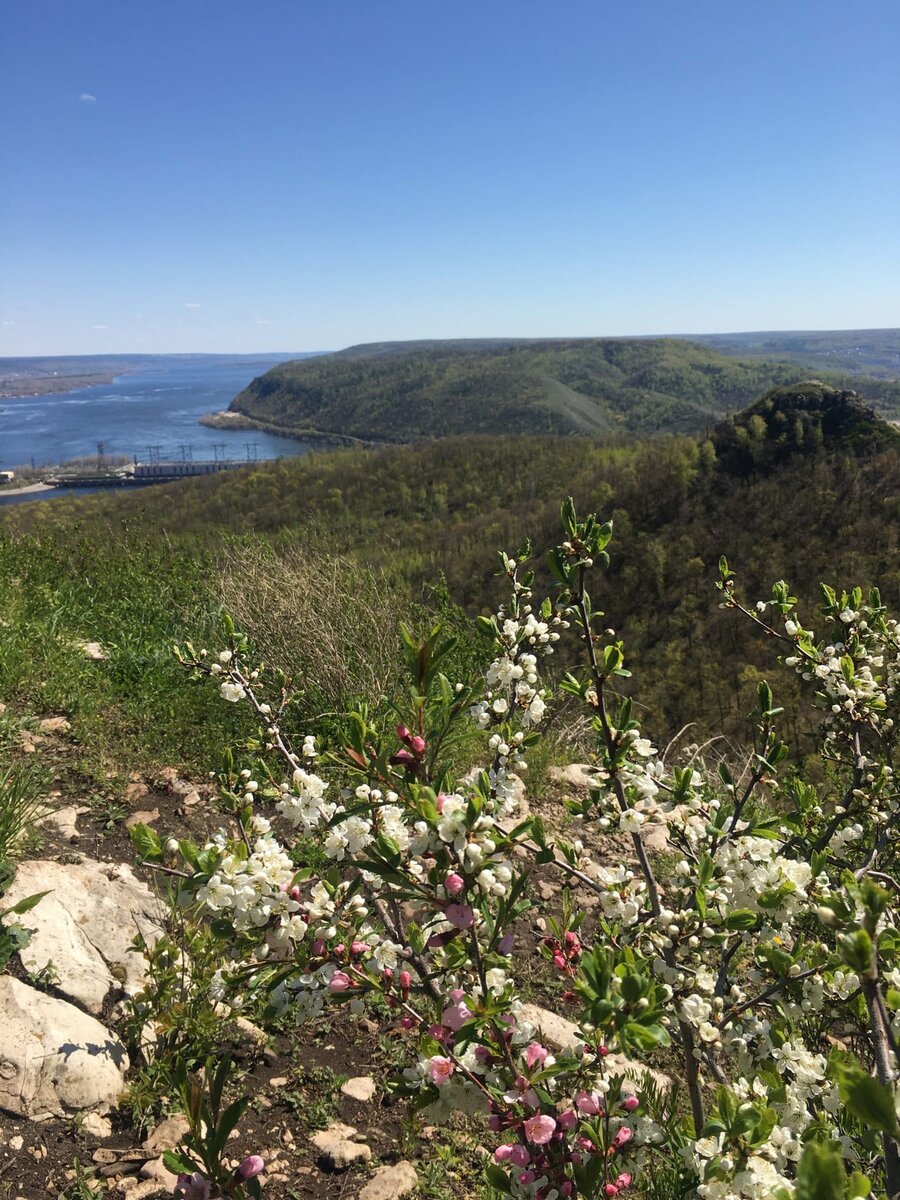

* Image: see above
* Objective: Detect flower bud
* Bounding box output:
[236,1155,265,1180]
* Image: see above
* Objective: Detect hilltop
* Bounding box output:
[225,337,900,443]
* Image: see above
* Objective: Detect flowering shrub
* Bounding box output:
[135,500,900,1199]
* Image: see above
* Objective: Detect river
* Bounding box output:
[0,354,316,474]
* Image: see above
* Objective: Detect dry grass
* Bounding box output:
[220,542,414,712]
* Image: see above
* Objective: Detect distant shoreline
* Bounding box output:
[199,409,382,447]
[0,371,120,400]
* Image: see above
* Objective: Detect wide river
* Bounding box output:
[0,354,315,474]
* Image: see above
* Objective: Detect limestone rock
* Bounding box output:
[140,1158,179,1189]
[142,1114,190,1153]
[359,1162,418,1200]
[3,859,163,1014]
[311,1122,372,1169]
[0,977,129,1118]
[38,717,71,735]
[80,1112,112,1138]
[76,641,109,661]
[548,763,596,793]
[125,809,160,830]
[40,805,90,842]
[341,1075,377,1103]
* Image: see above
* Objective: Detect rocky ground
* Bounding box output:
[0,714,667,1200]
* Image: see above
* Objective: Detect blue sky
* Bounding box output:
[2,0,898,354]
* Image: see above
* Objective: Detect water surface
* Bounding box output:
[0,355,314,471]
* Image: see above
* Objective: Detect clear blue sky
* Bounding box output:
[2,0,898,355]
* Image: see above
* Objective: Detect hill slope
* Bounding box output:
[228,338,900,442]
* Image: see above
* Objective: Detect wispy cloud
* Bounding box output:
[254,316,270,326]
[1,320,15,327]
[80,93,97,103]
[93,324,109,330]
[184,302,202,309]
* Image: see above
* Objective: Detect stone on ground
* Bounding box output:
[341,1075,377,1103]
[39,805,90,842]
[37,716,72,734]
[311,1122,373,1169]
[2,859,163,1014]
[0,977,129,1119]
[142,1114,190,1153]
[359,1162,418,1200]
[548,763,596,792]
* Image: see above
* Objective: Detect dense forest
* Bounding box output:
[227,336,900,443]
[5,381,899,751]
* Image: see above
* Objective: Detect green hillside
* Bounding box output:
[227,337,900,442]
[5,381,899,747]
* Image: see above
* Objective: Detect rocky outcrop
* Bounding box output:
[3,859,163,1014]
[0,977,129,1118]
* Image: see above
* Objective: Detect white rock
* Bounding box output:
[359,1162,418,1200]
[3,859,163,1014]
[37,717,72,735]
[39,805,90,842]
[140,1158,179,1189]
[548,763,596,792]
[142,1114,190,1153]
[80,1112,112,1138]
[311,1122,372,1169]
[0,977,129,1119]
[341,1075,376,1103]
[77,641,109,661]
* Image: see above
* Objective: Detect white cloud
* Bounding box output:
[184,302,202,309]
[80,93,97,103]
[254,316,270,325]
[1,320,15,326]
[92,324,109,330]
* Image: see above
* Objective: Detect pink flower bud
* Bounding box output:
[552,952,567,971]
[561,1184,574,1198]
[621,1095,639,1112]
[175,1174,211,1200]
[289,885,302,900]
[523,1042,549,1071]
[575,1090,602,1115]
[409,735,426,755]
[615,1175,633,1190]
[398,970,411,991]
[237,1155,265,1180]
[494,1144,514,1161]
[612,1126,633,1149]
[400,1016,415,1029]
[604,1187,618,1198]
[509,1145,530,1167]
[444,872,466,895]
[351,940,370,955]
[396,724,411,741]
[488,1115,502,1132]
[557,1110,577,1131]
[519,1171,536,1186]
[328,970,352,992]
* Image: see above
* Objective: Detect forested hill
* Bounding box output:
[227,337,900,442]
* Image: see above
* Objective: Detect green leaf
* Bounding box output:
[724,908,758,931]
[484,1164,511,1193]
[162,1149,199,1175]
[129,823,163,861]
[0,889,51,919]
[834,1059,899,1135]
[794,1141,848,1200]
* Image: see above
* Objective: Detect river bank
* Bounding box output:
[199,409,381,447]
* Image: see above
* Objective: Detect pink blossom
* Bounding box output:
[236,1155,265,1180]
[396,724,412,741]
[557,1110,578,1131]
[494,1145,514,1162]
[561,1184,574,1198]
[441,995,473,1031]
[509,1145,530,1167]
[621,1095,639,1113]
[523,1042,549,1071]
[427,1055,455,1086]
[445,903,475,929]
[612,1126,633,1149]
[524,1114,557,1145]
[518,1171,536,1185]
[444,872,466,895]
[409,735,426,755]
[328,970,352,992]
[604,1186,619,1198]
[351,940,370,955]
[615,1175,633,1190]
[175,1174,211,1200]
[398,970,411,990]
[575,1090,603,1115]
[393,749,415,766]
[428,1022,446,1039]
